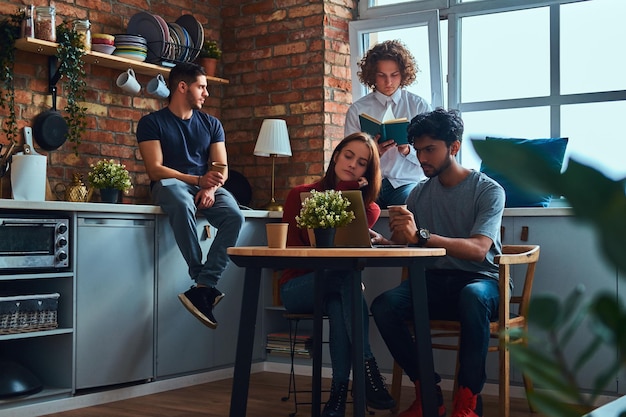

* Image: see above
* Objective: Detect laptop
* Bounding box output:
[300,190,407,248]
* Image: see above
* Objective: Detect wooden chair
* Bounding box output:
[389,244,540,417]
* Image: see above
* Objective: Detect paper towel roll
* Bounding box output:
[11,154,47,201]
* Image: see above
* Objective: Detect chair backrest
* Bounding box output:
[495,244,540,325]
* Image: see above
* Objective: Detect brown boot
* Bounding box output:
[451,386,482,417]
[398,380,446,417]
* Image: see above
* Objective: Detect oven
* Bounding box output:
[0,214,71,272]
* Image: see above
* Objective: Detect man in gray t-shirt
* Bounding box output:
[370,108,505,417]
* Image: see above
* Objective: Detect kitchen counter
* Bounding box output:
[0,198,574,218]
[0,199,284,218]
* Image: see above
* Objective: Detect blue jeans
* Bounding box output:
[376,178,416,209]
[152,179,244,287]
[370,269,499,393]
[280,270,373,382]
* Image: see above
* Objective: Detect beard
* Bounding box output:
[422,157,451,178]
[185,91,202,110]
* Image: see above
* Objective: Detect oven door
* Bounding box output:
[0,217,69,271]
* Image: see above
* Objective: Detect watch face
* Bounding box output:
[419,229,430,239]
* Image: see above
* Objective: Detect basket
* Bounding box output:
[0,293,60,335]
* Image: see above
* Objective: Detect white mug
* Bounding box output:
[116,68,141,94]
[147,73,169,98]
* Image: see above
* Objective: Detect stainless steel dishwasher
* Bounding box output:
[75,214,155,389]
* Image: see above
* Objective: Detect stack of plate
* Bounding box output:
[113,34,148,62]
[92,33,116,55]
[127,12,204,64]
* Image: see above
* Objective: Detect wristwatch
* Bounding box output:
[415,228,430,247]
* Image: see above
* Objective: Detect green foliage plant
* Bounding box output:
[0,10,23,145]
[56,21,87,155]
[198,40,222,59]
[472,139,626,416]
[296,189,355,229]
[87,159,132,192]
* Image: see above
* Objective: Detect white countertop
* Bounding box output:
[0,198,285,218]
[0,198,573,217]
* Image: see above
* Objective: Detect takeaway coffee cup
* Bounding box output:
[146,73,169,98]
[116,68,141,94]
[210,162,228,176]
[387,204,407,221]
[266,223,289,249]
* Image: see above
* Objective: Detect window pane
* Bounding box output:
[561,0,626,94]
[460,107,551,170]
[460,8,550,102]
[561,101,626,180]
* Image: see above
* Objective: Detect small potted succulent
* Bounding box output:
[195,40,221,77]
[87,159,132,203]
[296,190,355,247]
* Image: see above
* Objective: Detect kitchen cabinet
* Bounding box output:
[155,216,269,378]
[0,271,74,410]
[75,214,155,389]
[14,37,229,84]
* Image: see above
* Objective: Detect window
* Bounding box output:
[351,0,626,181]
[349,10,444,108]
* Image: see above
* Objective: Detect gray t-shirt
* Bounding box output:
[407,170,505,279]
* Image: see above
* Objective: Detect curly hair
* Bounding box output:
[357,40,418,90]
[407,108,464,147]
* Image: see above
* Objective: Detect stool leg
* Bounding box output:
[282,317,301,417]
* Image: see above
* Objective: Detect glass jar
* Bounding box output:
[20,5,34,39]
[35,6,56,42]
[73,19,91,51]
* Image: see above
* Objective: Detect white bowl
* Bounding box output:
[92,44,116,55]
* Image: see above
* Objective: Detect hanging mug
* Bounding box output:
[116,68,141,94]
[147,73,169,98]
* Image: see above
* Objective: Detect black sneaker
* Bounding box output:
[208,286,225,307]
[178,286,218,329]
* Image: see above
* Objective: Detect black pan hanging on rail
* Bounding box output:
[32,84,68,151]
[33,55,68,151]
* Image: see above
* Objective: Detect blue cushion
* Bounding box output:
[479,137,568,208]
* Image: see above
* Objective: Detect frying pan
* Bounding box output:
[33,86,68,151]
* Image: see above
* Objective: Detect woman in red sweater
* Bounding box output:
[280,132,395,417]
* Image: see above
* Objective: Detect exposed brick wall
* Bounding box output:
[221,0,356,208]
[0,0,356,207]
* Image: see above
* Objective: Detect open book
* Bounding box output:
[359,113,409,145]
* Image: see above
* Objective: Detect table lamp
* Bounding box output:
[254,119,292,211]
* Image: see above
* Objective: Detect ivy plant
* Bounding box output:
[0,10,23,145]
[56,21,87,155]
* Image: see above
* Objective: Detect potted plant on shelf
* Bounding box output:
[87,159,132,203]
[195,40,221,77]
[296,189,355,247]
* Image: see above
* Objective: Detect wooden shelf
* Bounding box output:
[15,37,229,85]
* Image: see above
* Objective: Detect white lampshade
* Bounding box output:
[254,119,292,157]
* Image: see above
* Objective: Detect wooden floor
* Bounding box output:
[42,372,537,417]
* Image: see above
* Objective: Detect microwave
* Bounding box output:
[0,215,71,272]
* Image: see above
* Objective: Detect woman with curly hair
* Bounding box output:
[345,39,431,208]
